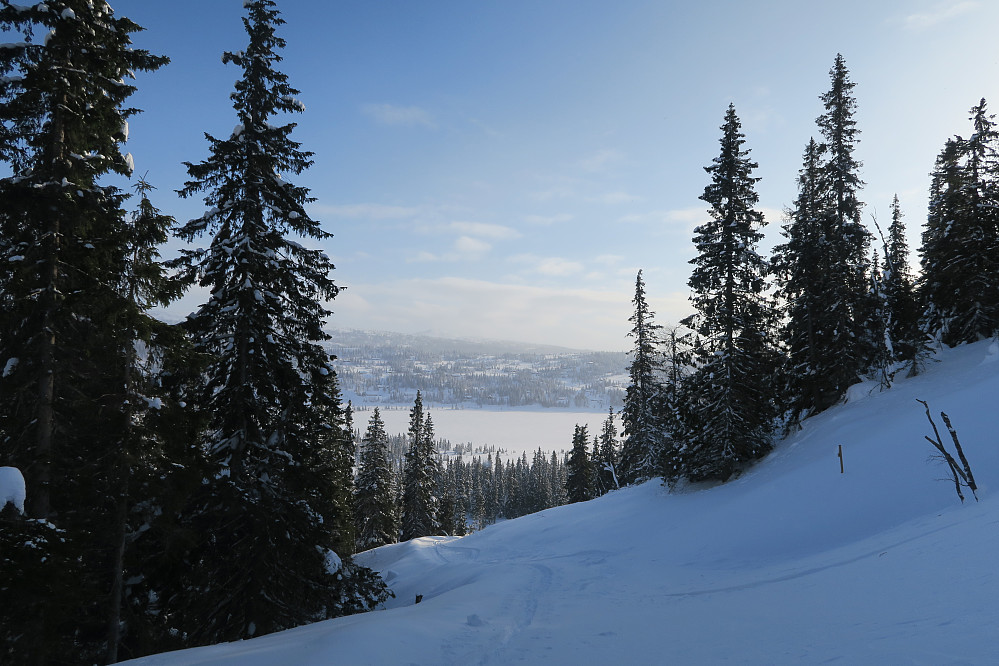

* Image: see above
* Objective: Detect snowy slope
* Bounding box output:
[126,342,999,665]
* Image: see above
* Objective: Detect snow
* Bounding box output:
[324,550,342,574]
[0,466,26,514]
[123,341,999,665]
[366,407,611,457]
[3,357,17,377]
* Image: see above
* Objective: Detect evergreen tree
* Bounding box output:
[595,407,619,495]
[0,3,169,661]
[565,425,594,503]
[814,54,873,401]
[681,104,776,482]
[354,408,398,550]
[772,139,831,420]
[867,248,895,389]
[163,1,386,645]
[920,100,999,345]
[774,55,873,422]
[658,325,692,485]
[619,270,665,484]
[867,196,925,389]
[883,195,925,371]
[401,391,441,540]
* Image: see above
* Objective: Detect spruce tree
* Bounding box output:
[401,391,441,540]
[772,139,831,420]
[681,104,776,482]
[163,0,385,645]
[0,3,169,661]
[658,325,692,486]
[619,270,665,485]
[354,408,398,550]
[565,425,594,503]
[883,195,924,370]
[920,100,999,345]
[867,195,925,385]
[814,54,873,401]
[595,407,619,495]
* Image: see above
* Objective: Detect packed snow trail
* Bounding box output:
[126,341,999,665]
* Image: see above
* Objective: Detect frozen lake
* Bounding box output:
[351,406,617,457]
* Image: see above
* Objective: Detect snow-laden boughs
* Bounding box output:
[919,99,999,346]
[565,424,595,503]
[401,391,442,540]
[618,270,666,485]
[681,104,777,482]
[354,407,399,550]
[0,2,170,662]
[162,0,386,647]
[772,55,873,423]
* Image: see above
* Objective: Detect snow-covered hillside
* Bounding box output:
[126,341,999,665]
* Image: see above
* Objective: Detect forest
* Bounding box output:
[1,1,997,664]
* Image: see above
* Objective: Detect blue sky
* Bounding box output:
[118,1,999,351]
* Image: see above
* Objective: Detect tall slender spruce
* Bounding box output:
[681,104,776,482]
[401,391,441,540]
[565,425,595,503]
[814,54,873,402]
[165,0,385,645]
[619,270,665,485]
[774,55,871,421]
[355,408,398,550]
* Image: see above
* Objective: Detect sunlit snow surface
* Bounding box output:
[125,342,999,665]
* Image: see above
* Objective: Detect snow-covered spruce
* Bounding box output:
[164,0,386,646]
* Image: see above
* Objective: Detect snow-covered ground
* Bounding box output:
[126,341,999,665]
[358,407,614,457]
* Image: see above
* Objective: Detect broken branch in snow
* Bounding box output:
[917,399,978,503]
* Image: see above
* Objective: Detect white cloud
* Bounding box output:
[902,1,978,31]
[361,103,437,128]
[537,257,583,276]
[408,250,440,263]
[454,235,492,255]
[448,221,521,240]
[329,277,691,350]
[511,254,584,277]
[525,213,573,225]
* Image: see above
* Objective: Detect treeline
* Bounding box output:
[0,2,387,664]
[604,55,999,490]
[354,393,575,549]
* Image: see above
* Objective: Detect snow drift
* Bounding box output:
[126,341,999,665]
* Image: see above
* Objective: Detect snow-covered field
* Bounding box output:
[126,341,999,665]
[356,406,614,457]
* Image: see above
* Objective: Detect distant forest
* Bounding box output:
[329,329,628,409]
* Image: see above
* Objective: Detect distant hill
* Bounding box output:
[326,328,628,410]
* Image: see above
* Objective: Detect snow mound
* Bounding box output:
[124,341,999,665]
[0,466,26,514]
